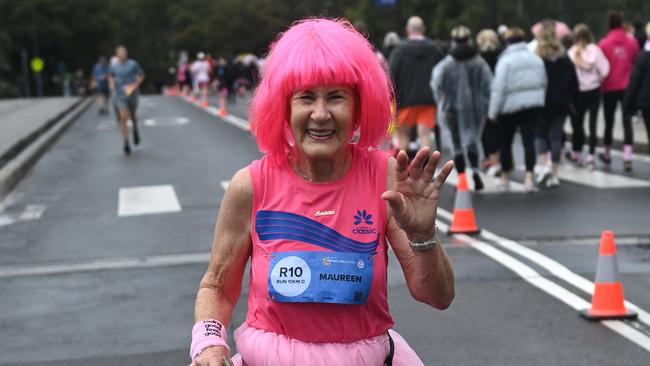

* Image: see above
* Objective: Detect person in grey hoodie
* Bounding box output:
[431,25,492,191]
[488,27,547,192]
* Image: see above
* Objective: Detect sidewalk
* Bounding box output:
[0,97,91,200]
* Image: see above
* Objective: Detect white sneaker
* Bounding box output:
[496,179,511,191]
[547,175,560,188]
[524,180,538,194]
[534,165,551,186]
[486,164,502,177]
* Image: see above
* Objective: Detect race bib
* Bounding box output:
[268,251,374,304]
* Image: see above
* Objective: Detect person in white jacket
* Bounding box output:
[567,24,610,169]
[488,27,547,192]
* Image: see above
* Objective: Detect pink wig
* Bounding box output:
[250,18,393,164]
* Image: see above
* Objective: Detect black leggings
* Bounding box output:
[482,119,500,156]
[499,108,540,172]
[603,90,633,146]
[570,88,601,154]
[536,113,566,163]
[642,108,650,154]
[447,109,479,173]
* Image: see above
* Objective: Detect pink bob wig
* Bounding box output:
[250,18,394,164]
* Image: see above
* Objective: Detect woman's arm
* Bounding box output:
[195,168,252,323]
[382,149,455,309]
[386,213,455,309]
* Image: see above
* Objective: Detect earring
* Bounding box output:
[349,124,361,144]
[284,124,295,147]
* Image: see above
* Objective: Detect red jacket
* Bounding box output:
[598,28,640,91]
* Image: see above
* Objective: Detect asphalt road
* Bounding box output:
[1,95,649,365]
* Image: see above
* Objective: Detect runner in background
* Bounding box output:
[108,45,145,155]
[567,24,610,170]
[92,56,110,115]
[389,16,444,155]
[191,52,212,104]
[431,25,492,190]
[598,11,640,171]
[534,21,579,188]
[488,27,547,193]
[476,28,504,177]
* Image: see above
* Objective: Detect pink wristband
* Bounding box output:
[190,319,230,360]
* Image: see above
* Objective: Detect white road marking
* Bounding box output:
[0,214,16,227]
[437,207,650,328]
[564,142,650,164]
[0,252,210,278]
[117,185,182,217]
[436,219,650,353]
[516,163,650,189]
[557,164,650,188]
[182,96,251,132]
[142,117,189,127]
[19,205,45,221]
[444,169,526,193]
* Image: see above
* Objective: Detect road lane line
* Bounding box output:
[515,163,650,189]
[437,208,650,328]
[182,97,251,132]
[117,185,182,217]
[436,220,650,352]
[0,252,210,278]
[444,169,526,193]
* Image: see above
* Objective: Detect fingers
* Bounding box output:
[381,190,405,216]
[394,150,409,182]
[421,150,442,182]
[407,147,430,180]
[433,160,455,190]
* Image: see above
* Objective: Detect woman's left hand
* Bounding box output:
[381,148,454,242]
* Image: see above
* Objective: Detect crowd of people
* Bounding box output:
[175,52,260,104]
[387,11,650,193]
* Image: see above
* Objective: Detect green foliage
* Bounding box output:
[1,0,649,97]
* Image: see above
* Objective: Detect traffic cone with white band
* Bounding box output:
[580,230,637,320]
[448,172,480,234]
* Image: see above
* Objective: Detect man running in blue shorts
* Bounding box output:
[108,45,145,155]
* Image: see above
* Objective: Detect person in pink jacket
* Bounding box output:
[598,11,640,171]
[567,24,610,169]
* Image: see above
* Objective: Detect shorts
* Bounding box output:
[96,85,110,98]
[396,105,436,128]
[198,81,209,89]
[114,94,139,111]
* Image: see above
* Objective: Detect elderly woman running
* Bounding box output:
[189,18,455,366]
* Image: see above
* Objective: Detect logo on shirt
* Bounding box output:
[315,210,336,217]
[352,210,377,235]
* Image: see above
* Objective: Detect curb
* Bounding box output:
[0,97,93,200]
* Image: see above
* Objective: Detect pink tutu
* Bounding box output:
[230,323,424,366]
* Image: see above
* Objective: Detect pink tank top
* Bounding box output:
[246,146,393,342]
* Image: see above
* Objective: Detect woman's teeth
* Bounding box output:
[307,129,335,139]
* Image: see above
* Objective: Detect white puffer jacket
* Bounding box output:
[488,43,547,120]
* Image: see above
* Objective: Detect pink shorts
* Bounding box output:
[229,323,424,366]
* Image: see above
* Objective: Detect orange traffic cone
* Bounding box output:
[448,172,480,234]
[201,98,209,107]
[580,231,637,320]
[191,94,197,102]
[218,95,228,116]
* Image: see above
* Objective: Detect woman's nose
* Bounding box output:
[310,98,331,121]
